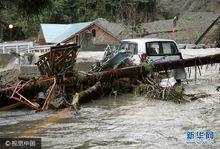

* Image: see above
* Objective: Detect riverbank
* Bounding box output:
[0,64,219,148]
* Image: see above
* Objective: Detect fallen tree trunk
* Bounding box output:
[72,54,220,85]
[71,81,101,106]
[153,54,220,71]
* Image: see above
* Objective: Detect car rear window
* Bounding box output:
[146,42,178,56]
[118,42,138,54]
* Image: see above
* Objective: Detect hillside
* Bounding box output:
[158,0,220,18]
[133,0,220,44]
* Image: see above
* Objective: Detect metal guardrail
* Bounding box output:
[0,42,209,54]
[178,44,206,49]
[0,42,55,54]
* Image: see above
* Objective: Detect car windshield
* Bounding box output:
[146,41,178,56]
[118,42,138,54]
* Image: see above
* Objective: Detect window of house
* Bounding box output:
[76,34,80,45]
[92,29,96,37]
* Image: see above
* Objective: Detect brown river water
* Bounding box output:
[0,65,219,149]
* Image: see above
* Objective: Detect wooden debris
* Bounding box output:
[186,92,211,101]
[0,77,56,111]
[71,81,101,106]
[36,43,79,76]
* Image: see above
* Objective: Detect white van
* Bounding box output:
[117,38,186,87]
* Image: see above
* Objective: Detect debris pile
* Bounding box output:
[0,43,220,111]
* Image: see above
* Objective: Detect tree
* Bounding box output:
[0,0,52,41]
[0,0,52,18]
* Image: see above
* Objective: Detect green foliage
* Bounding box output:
[16,0,52,17]
[0,0,157,40]
[0,0,52,18]
[0,0,52,40]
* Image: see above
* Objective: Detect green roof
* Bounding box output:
[41,21,94,43]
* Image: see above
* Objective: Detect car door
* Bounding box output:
[145,41,186,81]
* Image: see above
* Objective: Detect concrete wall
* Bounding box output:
[0,53,41,79]
[0,54,16,69]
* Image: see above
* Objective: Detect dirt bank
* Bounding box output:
[158,0,220,17]
[0,54,20,86]
[0,68,21,86]
[0,54,17,70]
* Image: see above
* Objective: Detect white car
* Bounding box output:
[117,38,186,87]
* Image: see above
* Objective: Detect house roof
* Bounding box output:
[41,21,94,43]
[95,18,125,38]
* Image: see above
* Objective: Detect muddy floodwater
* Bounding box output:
[0,66,220,149]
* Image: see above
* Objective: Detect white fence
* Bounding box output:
[0,42,54,54]
[0,42,210,54]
